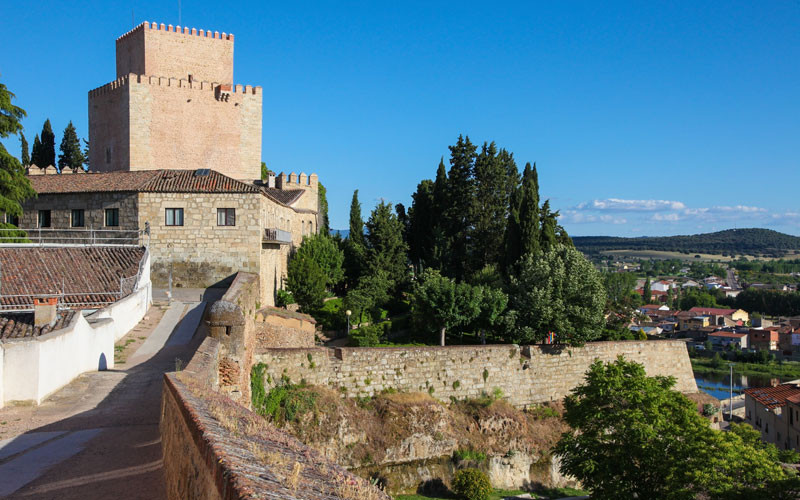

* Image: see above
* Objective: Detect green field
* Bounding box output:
[601,249,769,262]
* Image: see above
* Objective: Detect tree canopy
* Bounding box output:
[555,357,790,500]
[58,121,84,170]
[507,244,605,345]
[0,77,35,227]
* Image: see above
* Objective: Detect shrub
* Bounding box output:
[349,324,382,347]
[452,468,492,500]
[453,448,487,462]
[276,289,294,308]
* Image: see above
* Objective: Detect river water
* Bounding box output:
[694,371,790,400]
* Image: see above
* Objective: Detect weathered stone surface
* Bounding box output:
[254,341,698,408]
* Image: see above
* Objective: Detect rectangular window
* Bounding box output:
[165,208,184,226]
[71,209,85,228]
[38,210,51,228]
[105,208,119,227]
[217,208,235,226]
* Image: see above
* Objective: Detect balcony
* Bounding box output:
[263,228,292,245]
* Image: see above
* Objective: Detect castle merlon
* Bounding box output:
[88,74,261,98]
[116,21,234,43]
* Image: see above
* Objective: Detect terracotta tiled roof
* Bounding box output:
[708,331,746,338]
[749,329,779,342]
[260,187,305,206]
[28,169,259,194]
[744,384,800,410]
[689,307,739,316]
[0,247,145,309]
[787,394,800,405]
[0,311,76,339]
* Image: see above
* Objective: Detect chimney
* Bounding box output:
[33,297,58,327]
[267,172,276,188]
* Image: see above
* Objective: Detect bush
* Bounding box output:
[452,468,492,500]
[276,289,294,308]
[349,324,382,346]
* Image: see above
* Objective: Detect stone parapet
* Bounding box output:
[254,341,698,407]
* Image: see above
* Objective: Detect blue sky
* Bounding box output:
[2,1,799,236]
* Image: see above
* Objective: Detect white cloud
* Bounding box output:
[560,211,627,224]
[652,213,681,222]
[576,198,686,212]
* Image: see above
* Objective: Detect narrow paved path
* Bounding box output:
[0,289,221,499]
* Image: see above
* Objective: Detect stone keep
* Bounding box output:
[89,22,262,181]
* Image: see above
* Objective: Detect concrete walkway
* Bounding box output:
[0,288,223,499]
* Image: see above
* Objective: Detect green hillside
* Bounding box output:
[573,228,800,258]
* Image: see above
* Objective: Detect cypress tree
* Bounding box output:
[31,134,42,167]
[58,121,84,170]
[365,201,409,290]
[503,175,522,273]
[441,135,477,279]
[348,190,365,246]
[82,139,90,169]
[318,182,330,235]
[20,132,29,166]
[518,163,541,259]
[40,119,56,168]
[540,200,558,251]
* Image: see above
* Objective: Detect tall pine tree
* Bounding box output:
[19,132,29,166]
[365,201,409,291]
[349,190,365,246]
[518,163,541,259]
[441,135,477,279]
[343,190,366,289]
[58,121,84,171]
[40,119,56,168]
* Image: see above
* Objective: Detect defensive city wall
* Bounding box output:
[254,341,698,407]
[159,271,696,499]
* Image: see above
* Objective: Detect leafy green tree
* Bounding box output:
[411,269,481,345]
[441,135,477,279]
[57,121,84,170]
[507,244,605,345]
[286,253,327,313]
[554,357,789,500]
[19,132,29,166]
[642,277,652,303]
[317,182,329,235]
[260,161,271,180]
[345,269,392,325]
[603,272,637,306]
[30,133,42,166]
[39,118,56,168]
[394,202,408,246]
[293,233,344,289]
[364,201,408,291]
[0,77,35,232]
[472,286,508,344]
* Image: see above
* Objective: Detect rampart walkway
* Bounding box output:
[0,288,223,499]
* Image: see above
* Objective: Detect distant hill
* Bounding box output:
[573,228,800,258]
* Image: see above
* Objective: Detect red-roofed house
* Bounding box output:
[787,394,800,451]
[744,383,800,450]
[708,331,748,350]
[749,328,780,352]
[688,307,749,326]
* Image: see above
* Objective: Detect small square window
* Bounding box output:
[71,209,85,228]
[105,208,119,227]
[217,208,235,226]
[165,208,184,226]
[38,210,51,228]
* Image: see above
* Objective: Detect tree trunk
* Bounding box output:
[440,326,446,346]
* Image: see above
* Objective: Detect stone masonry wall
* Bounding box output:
[20,192,139,230]
[254,341,697,407]
[117,22,234,83]
[254,308,316,350]
[138,192,261,288]
[88,75,262,181]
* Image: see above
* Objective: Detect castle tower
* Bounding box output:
[88,22,262,181]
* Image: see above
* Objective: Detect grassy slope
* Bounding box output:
[691,357,800,380]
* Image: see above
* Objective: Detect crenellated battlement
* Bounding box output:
[276,172,318,191]
[116,21,233,44]
[88,73,261,99]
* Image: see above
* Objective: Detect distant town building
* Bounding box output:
[744,383,800,451]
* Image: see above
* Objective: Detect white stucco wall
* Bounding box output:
[0,249,152,407]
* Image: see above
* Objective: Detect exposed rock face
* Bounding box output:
[273,387,579,495]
